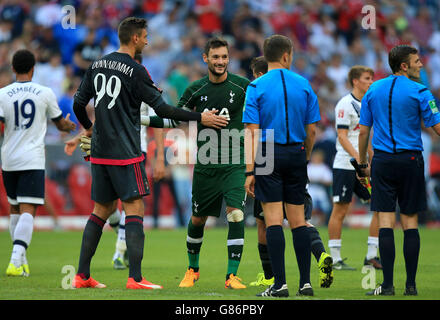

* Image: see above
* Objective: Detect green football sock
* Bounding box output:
[186,219,205,272]
[226,220,244,279]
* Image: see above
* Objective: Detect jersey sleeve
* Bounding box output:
[242,83,259,124]
[176,84,196,111]
[418,88,440,128]
[359,90,373,127]
[305,85,320,124]
[73,66,94,107]
[335,99,351,129]
[134,67,165,110]
[0,98,4,122]
[44,88,63,120]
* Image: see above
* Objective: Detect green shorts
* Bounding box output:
[191,165,246,217]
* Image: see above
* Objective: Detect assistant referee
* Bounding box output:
[243,35,321,297]
[359,45,440,296]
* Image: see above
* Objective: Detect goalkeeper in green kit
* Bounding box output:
[143,37,250,289]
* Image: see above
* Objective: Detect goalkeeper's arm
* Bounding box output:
[141,115,180,128]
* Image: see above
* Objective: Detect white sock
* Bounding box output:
[9,214,20,240]
[114,211,126,258]
[108,208,121,233]
[366,236,379,260]
[328,239,342,263]
[11,213,34,267]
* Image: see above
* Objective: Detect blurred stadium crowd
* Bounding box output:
[0,0,439,228]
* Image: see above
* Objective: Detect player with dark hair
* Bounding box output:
[1,49,76,276]
[71,17,228,290]
[244,35,321,297]
[248,56,333,289]
[327,65,382,271]
[176,37,250,290]
[359,45,440,296]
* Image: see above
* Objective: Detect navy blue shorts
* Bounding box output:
[371,150,426,214]
[332,168,370,203]
[91,156,149,204]
[2,169,45,205]
[254,143,307,204]
[253,189,313,221]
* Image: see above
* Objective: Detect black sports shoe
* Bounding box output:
[366,285,395,296]
[296,283,314,296]
[364,256,383,269]
[257,284,289,298]
[404,286,418,296]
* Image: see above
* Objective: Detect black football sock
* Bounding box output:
[403,228,420,288]
[77,213,105,279]
[125,215,145,282]
[308,226,326,262]
[292,226,311,287]
[266,225,286,289]
[379,228,395,289]
[258,243,274,280]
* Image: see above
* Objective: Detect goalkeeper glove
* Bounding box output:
[79,135,91,156]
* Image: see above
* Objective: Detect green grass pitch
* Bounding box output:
[0,226,439,300]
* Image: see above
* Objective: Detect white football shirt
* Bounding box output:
[0,81,62,171]
[333,93,361,170]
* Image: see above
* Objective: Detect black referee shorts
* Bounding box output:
[254,143,307,205]
[371,150,427,215]
[91,158,150,204]
[253,189,313,221]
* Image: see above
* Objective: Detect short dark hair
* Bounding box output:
[204,37,228,56]
[118,17,147,45]
[134,53,142,64]
[263,35,293,63]
[388,45,418,73]
[12,49,35,74]
[250,56,268,75]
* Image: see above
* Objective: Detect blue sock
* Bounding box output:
[266,225,285,289]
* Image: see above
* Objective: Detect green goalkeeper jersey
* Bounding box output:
[177,72,250,168]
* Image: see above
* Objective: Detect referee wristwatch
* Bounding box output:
[245,171,255,176]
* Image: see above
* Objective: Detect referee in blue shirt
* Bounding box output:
[359,45,440,296]
[243,35,321,297]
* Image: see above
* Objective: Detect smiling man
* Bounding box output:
[359,45,440,296]
[177,37,250,290]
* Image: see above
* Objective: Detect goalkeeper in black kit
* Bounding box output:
[71,17,228,290]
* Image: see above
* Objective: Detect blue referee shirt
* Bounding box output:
[242,68,320,144]
[360,75,440,153]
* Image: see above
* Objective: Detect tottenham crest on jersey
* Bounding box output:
[229,90,235,103]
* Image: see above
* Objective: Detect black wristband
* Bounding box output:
[359,163,368,169]
[245,171,254,176]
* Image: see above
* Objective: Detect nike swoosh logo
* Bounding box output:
[137,282,162,289]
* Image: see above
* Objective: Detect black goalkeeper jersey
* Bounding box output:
[74,52,164,165]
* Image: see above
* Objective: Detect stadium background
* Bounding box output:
[0,0,439,230]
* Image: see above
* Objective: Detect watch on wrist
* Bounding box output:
[245,171,255,176]
[359,163,368,169]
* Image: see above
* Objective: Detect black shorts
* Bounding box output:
[253,189,313,221]
[371,150,426,214]
[2,169,45,205]
[91,160,150,203]
[254,143,307,204]
[332,168,370,203]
